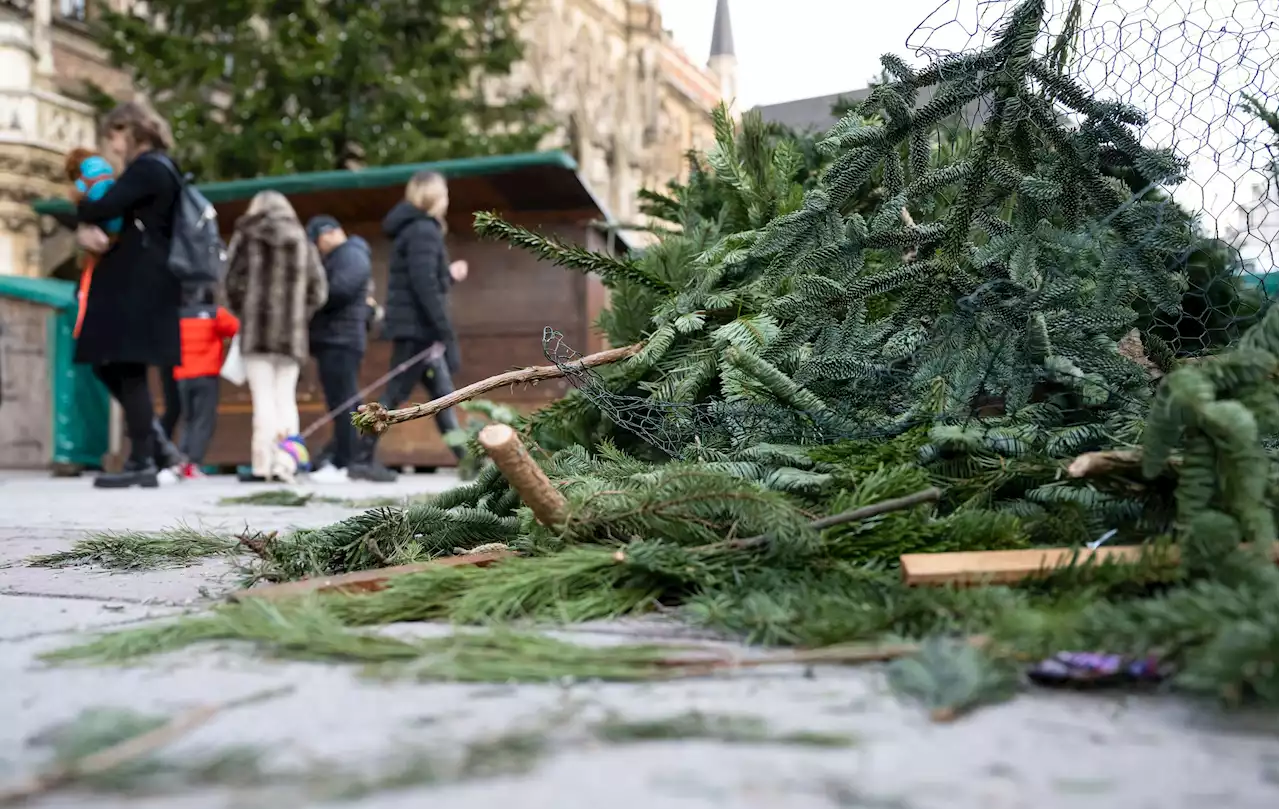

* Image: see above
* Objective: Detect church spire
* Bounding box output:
[710,0,734,58]
[707,0,738,116]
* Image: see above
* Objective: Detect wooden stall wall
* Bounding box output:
[200,220,606,468]
[0,298,53,468]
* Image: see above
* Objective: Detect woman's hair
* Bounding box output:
[245,190,298,219]
[405,171,449,223]
[100,101,173,154]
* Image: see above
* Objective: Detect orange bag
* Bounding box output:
[73,254,95,339]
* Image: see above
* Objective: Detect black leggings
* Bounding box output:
[94,363,155,465]
[159,366,181,439]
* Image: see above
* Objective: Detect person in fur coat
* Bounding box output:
[224,191,328,482]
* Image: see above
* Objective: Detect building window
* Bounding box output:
[59,0,88,21]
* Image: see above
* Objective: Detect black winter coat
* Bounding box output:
[381,201,459,371]
[75,152,182,368]
[310,235,373,354]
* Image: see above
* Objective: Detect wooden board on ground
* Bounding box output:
[901,543,1280,586]
[228,550,515,602]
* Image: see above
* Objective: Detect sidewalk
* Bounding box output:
[0,471,1275,808]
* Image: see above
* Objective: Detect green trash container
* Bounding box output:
[0,275,110,471]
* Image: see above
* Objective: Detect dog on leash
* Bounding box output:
[270,434,311,484]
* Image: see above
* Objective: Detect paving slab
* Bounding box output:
[0,470,1276,809]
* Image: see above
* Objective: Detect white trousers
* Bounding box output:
[243,353,301,478]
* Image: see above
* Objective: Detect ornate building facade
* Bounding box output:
[507,0,735,232]
[0,0,132,276]
[0,0,736,275]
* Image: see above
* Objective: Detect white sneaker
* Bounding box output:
[310,463,349,484]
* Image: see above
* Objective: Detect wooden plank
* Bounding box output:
[901,543,1280,586]
[227,550,514,603]
[0,298,54,469]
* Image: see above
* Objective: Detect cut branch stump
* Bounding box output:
[478,424,568,528]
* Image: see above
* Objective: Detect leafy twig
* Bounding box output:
[353,342,644,434]
[692,487,942,552]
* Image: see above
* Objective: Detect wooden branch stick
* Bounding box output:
[227,550,514,603]
[656,635,992,680]
[478,424,568,528]
[1066,449,1144,478]
[900,543,1280,587]
[353,341,644,434]
[899,206,920,262]
[686,487,942,554]
[0,686,292,806]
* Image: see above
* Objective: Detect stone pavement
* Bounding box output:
[0,470,1276,809]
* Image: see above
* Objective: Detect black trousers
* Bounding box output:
[177,376,220,464]
[314,346,363,469]
[159,366,181,439]
[362,340,461,462]
[94,363,155,465]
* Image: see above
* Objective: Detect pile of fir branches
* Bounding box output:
[53,0,1277,704]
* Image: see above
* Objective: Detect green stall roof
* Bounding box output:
[32,150,603,227]
[0,274,77,310]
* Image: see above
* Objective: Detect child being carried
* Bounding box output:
[64,148,123,339]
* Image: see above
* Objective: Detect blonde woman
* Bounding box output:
[224,191,328,482]
[351,171,468,482]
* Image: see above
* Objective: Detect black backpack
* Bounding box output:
[149,154,226,284]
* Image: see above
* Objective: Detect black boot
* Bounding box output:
[348,462,399,482]
[94,458,159,489]
[347,434,398,482]
[151,418,185,470]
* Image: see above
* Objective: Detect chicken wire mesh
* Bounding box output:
[537,0,1276,460]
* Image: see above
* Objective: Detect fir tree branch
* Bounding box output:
[691,487,942,552]
[353,342,644,434]
[0,687,292,805]
[473,212,675,294]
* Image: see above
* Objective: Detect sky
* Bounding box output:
[657,0,950,109]
[656,0,1278,255]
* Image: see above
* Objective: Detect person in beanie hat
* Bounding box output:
[305,214,374,483]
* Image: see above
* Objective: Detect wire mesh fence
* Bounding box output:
[536,0,1275,466]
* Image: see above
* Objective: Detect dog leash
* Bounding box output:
[298,342,446,441]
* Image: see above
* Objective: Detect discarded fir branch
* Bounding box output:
[353,342,644,434]
[686,487,942,553]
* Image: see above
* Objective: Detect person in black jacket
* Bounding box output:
[305,215,373,482]
[75,102,185,489]
[355,171,468,482]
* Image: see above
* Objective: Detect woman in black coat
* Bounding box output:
[354,170,468,482]
[75,102,184,488]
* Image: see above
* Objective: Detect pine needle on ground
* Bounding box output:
[218,490,323,507]
[886,637,1018,721]
[328,548,662,627]
[16,706,270,796]
[27,526,237,570]
[217,490,428,509]
[43,598,709,683]
[591,711,855,747]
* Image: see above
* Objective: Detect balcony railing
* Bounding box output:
[0,88,97,155]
